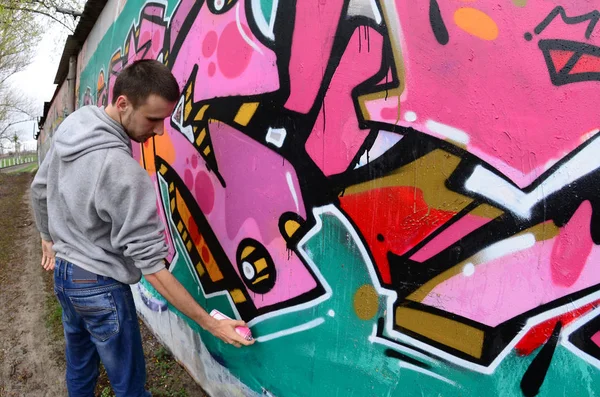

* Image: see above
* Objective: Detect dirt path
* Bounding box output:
[0,172,66,397]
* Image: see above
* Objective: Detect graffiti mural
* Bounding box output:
[73,0,600,395]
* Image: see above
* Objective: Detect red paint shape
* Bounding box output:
[201,245,210,263]
[184,169,194,188]
[152,30,162,53]
[194,171,214,214]
[569,52,600,74]
[515,300,600,356]
[592,331,600,348]
[191,154,198,169]
[551,201,593,287]
[380,106,400,121]
[549,49,574,73]
[202,31,218,58]
[188,216,202,245]
[217,22,253,79]
[208,62,216,77]
[340,187,455,284]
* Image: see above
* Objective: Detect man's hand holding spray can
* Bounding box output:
[210,309,254,342]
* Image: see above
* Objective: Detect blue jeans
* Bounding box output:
[54,258,151,397]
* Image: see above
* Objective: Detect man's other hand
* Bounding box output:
[41,239,55,271]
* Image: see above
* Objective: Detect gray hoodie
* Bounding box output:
[31,106,167,284]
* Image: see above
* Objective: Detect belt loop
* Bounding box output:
[63,260,67,281]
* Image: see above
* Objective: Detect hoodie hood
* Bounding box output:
[54,106,132,162]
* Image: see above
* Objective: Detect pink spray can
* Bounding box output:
[209,309,254,341]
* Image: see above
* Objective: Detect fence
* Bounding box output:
[0,155,37,169]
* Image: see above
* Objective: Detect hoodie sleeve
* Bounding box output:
[30,146,53,242]
[94,152,167,275]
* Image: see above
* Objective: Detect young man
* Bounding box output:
[31,60,253,397]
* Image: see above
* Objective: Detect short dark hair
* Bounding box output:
[112,59,180,107]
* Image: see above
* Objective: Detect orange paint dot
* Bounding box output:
[454,7,499,41]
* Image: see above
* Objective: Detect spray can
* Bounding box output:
[209,309,254,341]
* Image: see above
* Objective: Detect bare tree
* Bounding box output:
[0,0,82,151]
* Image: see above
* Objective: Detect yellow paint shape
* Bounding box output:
[284,220,301,238]
[196,129,206,146]
[230,289,247,303]
[196,262,206,276]
[169,183,174,193]
[182,231,188,241]
[159,164,167,175]
[175,190,192,232]
[177,221,183,233]
[185,100,193,119]
[240,246,255,259]
[205,257,224,282]
[469,203,503,219]
[186,241,192,251]
[195,104,209,121]
[454,8,499,41]
[396,306,484,358]
[253,258,268,273]
[186,83,192,100]
[203,146,211,156]
[343,150,471,213]
[353,285,379,320]
[234,102,259,126]
[253,275,270,285]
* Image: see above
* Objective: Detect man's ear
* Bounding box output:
[115,95,129,112]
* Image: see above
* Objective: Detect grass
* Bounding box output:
[5,163,38,174]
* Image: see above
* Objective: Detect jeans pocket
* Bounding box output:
[69,292,120,342]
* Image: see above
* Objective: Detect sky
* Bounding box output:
[7,27,71,152]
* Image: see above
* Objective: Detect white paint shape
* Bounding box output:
[242,261,255,280]
[465,135,600,218]
[171,96,195,143]
[250,0,277,40]
[426,120,470,145]
[236,3,264,55]
[214,0,225,11]
[369,325,437,364]
[347,0,383,24]
[398,361,457,387]
[327,310,335,317]
[286,171,300,212]
[355,130,403,169]
[475,233,535,266]
[255,318,325,343]
[404,111,417,122]
[462,263,475,277]
[266,127,287,147]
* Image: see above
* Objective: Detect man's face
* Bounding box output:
[119,94,176,143]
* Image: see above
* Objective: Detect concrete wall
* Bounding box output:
[39,81,69,161]
[47,0,600,396]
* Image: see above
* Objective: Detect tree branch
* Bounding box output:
[2,5,74,32]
